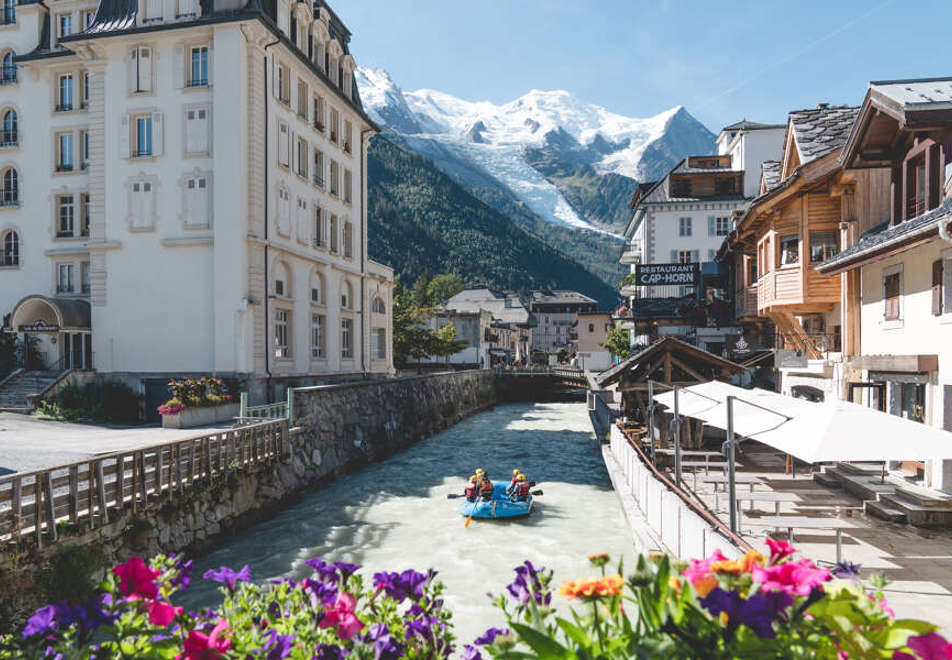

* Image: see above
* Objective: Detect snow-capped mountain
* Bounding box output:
[356,68,716,233]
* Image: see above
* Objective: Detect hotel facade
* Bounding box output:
[0,0,394,408]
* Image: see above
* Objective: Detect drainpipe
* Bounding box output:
[360,127,372,377]
[262,40,279,397]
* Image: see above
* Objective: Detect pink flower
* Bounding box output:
[868,592,895,618]
[765,538,797,564]
[682,550,728,584]
[752,559,831,596]
[319,592,365,640]
[113,557,161,600]
[893,632,952,660]
[181,618,231,660]
[148,600,181,626]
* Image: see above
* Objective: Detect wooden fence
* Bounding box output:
[0,419,288,548]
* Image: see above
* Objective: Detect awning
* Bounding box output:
[653,381,952,463]
[8,295,91,333]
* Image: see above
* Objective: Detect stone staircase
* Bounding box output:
[0,370,63,413]
[814,462,952,526]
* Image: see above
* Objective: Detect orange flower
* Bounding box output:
[692,576,718,598]
[711,550,764,575]
[559,574,624,600]
[668,576,683,596]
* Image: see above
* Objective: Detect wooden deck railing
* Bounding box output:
[0,419,288,549]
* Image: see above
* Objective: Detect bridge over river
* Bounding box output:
[183,401,636,644]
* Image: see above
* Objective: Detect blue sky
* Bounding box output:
[342,0,948,132]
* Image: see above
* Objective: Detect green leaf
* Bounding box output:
[510,622,572,659]
[555,617,592,648]
[882,619,938,649]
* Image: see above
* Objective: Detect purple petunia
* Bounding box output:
[312,643,347,659]
[363,623,403,660]
[23,605,57,638]
[302,578,339,607]
[170,555,194,591]
[334,562,361,581]
[261,628,295,660]
[700,588,793,639]
[505,561,551,607]
[304,558,340,583]
[372,569,429,602]
[474,627,509,646]
[202,565,251,591]
[831,561,862,580]
[23,594,117,640]
[460,645,482,660]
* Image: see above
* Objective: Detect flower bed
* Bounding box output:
[158,376,236,429]
[2,543,948,659]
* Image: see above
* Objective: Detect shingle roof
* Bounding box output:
[530,290,597,305]
[817,198,952,273]
[789,106,860,164]
[720,119,786,132]
[869,77,952,110]
[761,161,781,191]
[672,161,741,175]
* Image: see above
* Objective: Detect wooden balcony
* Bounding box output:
[756,265,838,314]
[734,283,758,319]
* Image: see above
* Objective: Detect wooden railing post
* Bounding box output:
[43,472,56,541]
[68,464,79,525]
[130,453,138,513]
[95,461,107,524]
[12,476,22,541]
[137,451,148,505]
[35,474,44,548]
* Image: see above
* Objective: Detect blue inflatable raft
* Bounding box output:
[460,480,533,519]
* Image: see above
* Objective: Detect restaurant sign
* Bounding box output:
[634,263,699,286]
[19,319,60,333]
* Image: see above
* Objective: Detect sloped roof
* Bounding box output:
[672,160,741,175]
[869,77,952,112]
[789,106,860,164]
[596,337,744,387]
[530,290,597,305]
[817,198,952,274]
[720,119,786,132]
[761,161,781,191]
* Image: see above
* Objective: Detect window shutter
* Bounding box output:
[933,259,943,316]
[670,249,677,263]
[692,250,699,263]
[151,112,163,155]
[272,59,279,97]
[119,115,130,158]
[138,47,152,92]
[174,44,185,88]
[127,50,137,92]
[708,215,715,236]
[944,257,952,315]
[206,42,213,85]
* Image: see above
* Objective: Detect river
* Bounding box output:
[184,401,639,645]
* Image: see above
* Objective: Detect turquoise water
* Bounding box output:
[184,401,638,644]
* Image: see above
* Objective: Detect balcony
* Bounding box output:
[0,71,17,85]
[756,266,838,314]
[734,283,758,319]
[313,174,324,188]
[56,285,75,294]
[186,78,208,88]
[55,163,74,173]
[620,250,640,264]
[55,103,73,112]
[0,131,17,147]
[2,9,14,24]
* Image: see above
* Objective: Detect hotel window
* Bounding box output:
[310,273,324,304]
[678,216,692,236]
[714,177,735,196]
[809,231,839,263]
[57,263,75,293]
[130,47,152,93]
[277,121,289,166]
[80,192,89,235]
[81,72,89,108]
[184,176,210,228]
[907,156,927,219]
[1,51,16,84]
[82,9,95,27]
[341,281,352,309]
[372,297,385,314]
[80,261,90,294]
[343,120,352,153]
[313,95,324,131]
[296,80,308,118]
[296,197,307,239]
[176,0,197,18]
[372,328,386,360]
[310,313,325,358]
[313,149,324,187]
[145,0,162,22]
[274,309,290,358]
[779,234,799,266]
[55,132,73,171]
[1,109,15,146]
[3,0,14,25]
[56,14,71,41]
[188,46,208,86]
[343,169,352,203]
[312,206,324,248]
[133,114,152,157]
[671,178,691,197]
[79,130,89,169]
[884,270,901,321]
[0,167,17,205]
[713,216,731,236]
[130,180,154,229]
[56,73,73,111]
[329,214,338,253]
[340,318,353,359]
[1,229,18,266]
[677,250,696,264]
[185,107,209,154]
[329,160,339,196]
[56,194,74,237]
[277,187,290,235]
[276,62,290,104]
[329,107,339,143]
[296,137,308,177]
[343,219,352,258]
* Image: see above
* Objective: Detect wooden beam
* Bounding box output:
[663,352,672,383]
[668,354,708,383]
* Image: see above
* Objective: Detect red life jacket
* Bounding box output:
[480,481,493,495]
[517,481,530,497]
[465,483,477,498]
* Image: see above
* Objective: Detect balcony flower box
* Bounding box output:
[161,401,238,429]
[314,121,324,132]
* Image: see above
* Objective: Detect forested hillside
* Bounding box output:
[366,135,619,306]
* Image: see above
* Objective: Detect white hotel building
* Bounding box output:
[0,0,394,410]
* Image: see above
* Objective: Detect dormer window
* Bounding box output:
[145,0,162,23]
[56,14,72,42]
[670,178,691,197]
[2,0,14,26]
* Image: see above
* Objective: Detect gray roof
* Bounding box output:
[789,106,860,164]
[672,160,741,175]
[817,198,952,273]
[530,290,597,305]
[868,77,952,111]
[761,161,781,191]
[446,288,530,325]
[720,119,786,132]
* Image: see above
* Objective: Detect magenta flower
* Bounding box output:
[113,557,160,600]
[182,618,231,660]
[682,549,728,584]
[752,559,831,596]
[319,592,364,640]
[765,538,797,564]
[894,632,952,660]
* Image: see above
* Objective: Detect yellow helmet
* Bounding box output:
[512,469,521,476]
[469,475,477,482]
[517,474,526,481]
[476,468,483,474]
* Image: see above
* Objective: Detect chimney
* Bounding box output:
[816,103,830,110]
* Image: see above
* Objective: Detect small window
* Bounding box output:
[297,79,308,118]
[313,95,325,131]
[79,130,89,168]
[679,217,692,237]
[678,250,693,264]
[80,192,89,235]
[82,9,95,27]
[329,160,339,196]
[343,220,352,258]
[277,63,290,104]
[133,114,152,157]
[779,234,799,266]
[56,14,71,40]
[57,73,73,111]
[184,175,210,228]
[56,194,75,237]
[329,107,339,143]
[1,229,19,266]
[311,313,326,358]
[274,309,290,358]
[372,328,386,360]
[884,271,901,321]
[185,107,209,154]
[810,231,839,263]
[296,137,308,177]
[341,281,353,309]
[55,132,73,171]
[329,214,338,253]
[57,263,75,293]
[3,0,15,26]
[2,109,16,146]
[343,120,352,153]
[1,51,16,84]
[130,180,154,229]
[344,169,352,203]
[278,121,289,166]
[313,149,324,187]
[372,297,385,314]
[188,46,208,87]
[715,216,731,236]
[671,178,691,197]
[341,317,353,359]
[313,206,324,248]
[1,167,18,205]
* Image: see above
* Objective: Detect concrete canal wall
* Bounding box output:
[0,369,496,630]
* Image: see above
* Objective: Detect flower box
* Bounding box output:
[161,402,239,429]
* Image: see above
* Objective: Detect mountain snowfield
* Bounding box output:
[356,67,716,234]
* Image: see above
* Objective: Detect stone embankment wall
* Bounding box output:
[0,370,496,630]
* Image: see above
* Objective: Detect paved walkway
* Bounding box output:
[0,412,232,474]
[669,442,952,631]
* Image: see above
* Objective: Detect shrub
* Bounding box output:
[38,379,140,424]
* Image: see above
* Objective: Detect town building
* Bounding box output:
[528,289,596,356]
[572,311,613,372]
[0,0,394,410]
[815,78,952,487]
[443,288,532,364]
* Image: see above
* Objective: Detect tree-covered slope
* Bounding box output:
[367,135,619,307]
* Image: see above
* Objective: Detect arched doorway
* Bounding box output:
[8,295,91,370]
